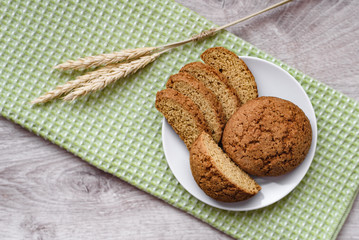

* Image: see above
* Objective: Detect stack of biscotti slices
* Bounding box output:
[155,47,260,202]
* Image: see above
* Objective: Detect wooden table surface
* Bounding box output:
[1,0,358,239]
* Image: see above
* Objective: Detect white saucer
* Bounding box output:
[162,56,317,211]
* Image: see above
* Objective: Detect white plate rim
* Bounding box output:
[161,56,317,211]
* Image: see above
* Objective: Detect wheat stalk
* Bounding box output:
[31,0,292,104]
[54,47,157,70]
[63,51,163,101]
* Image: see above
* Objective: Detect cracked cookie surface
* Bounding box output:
[222,96,312,176]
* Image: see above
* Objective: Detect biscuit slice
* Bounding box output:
[166,72,225,143]
[190,131,261,202]
[201,47,258,104]
[155,88,209,150]
[180,62,240,122]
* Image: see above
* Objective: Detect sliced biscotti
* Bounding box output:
[190,131,261,202]
[166,72,225,143]
[155,88,209,150]
[180,62,240,122]
[201,47,258,104]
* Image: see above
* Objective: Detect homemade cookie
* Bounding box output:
[222,96,312,176]
[190,131,261,202]
[201,47,258,104]
[155,88,209,150]
[180,62,240,122]
[166,72,225,143]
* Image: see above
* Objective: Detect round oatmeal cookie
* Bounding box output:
[222,96,312,176]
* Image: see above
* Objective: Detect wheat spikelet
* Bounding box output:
[54,47,157,70]
[30,78,83,104]
[30,64,122,104]
[63,52,162,101]
[72,63,124,82]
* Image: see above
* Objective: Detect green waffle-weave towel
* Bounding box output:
[1,0,358,239]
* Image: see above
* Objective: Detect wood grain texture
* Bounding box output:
[1,0,358,239]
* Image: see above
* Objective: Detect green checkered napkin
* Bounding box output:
[1,0,358,239]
